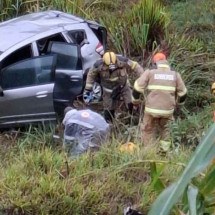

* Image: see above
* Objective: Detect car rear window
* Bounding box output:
[37,33,66,55]
[68,30,86,46]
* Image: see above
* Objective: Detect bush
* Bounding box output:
[100,0,168,57]
[0,128,192,214]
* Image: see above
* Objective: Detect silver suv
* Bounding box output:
[0,10,107,128]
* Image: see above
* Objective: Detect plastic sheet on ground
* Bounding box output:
[63,109,110,156]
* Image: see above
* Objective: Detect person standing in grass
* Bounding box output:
[132,52,187,152]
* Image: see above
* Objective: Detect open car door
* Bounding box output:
[48,42,83,116]
[86,21,107,50]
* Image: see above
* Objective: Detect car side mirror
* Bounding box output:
[80,39,89,47]
[0,86,3,96]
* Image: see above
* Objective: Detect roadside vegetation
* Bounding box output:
[0,0,214,214]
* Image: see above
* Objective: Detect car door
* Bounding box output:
[86,21,107,50]
[47,42,83,116]
[0,55,57,127]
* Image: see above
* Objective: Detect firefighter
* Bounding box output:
[212,82,215,122]
[132,52,187,152]
[84,51,144,122]
[212,82,215,95]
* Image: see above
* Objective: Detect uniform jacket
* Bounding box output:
[133,60,187,117]
[212,82,215,95]
[85,56,143,92]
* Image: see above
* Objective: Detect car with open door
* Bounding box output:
[0,42,83,128]
[0,10,107,128]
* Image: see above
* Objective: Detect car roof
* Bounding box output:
[0,10,89,53]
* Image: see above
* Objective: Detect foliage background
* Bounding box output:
[0,0,214,214]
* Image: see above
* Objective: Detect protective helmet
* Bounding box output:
[152,52,166,63]
[103,51,117,71]
[103,52,117,65]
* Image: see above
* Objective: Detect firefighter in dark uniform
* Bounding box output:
[84,51,144,122]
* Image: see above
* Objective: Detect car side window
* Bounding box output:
[0,55,55,90]
[37,33,66,55]
[1,44,33,69]
[68,30,86,46]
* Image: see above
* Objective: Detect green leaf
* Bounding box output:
[187,184,198,215]
[150,162,165,192]
[199,166,215,195]
[149,124,215,215]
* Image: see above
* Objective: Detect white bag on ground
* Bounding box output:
[63,109,110,156]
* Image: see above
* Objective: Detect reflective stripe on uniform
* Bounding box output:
[132,95,141,104]
[127,60,137,69]
[147,85,176,91]
[103,87,113,93]
[134,81,144,93]
[131,61,137,69]
[109,77,119,81]
[145,107,174,115]
[177,88,187,97]
[157,64,170,69]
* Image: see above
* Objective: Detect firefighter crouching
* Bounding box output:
[132,53,187,152]
[84,51,144,122]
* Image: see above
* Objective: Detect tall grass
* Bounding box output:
[0,127,192,214]
[100,0,168,57]
[149,124,215,215]
[0,0,115,21]
[166,0,215,113]
[171,105,213,147]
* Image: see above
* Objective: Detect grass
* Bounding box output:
[171,105,214,146]
[100,0,168,57]
[0,127,193,215]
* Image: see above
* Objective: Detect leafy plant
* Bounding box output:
[149,124,215,215]
[100,0,168,56]
[171,105,213,146]
[0,126,192,214]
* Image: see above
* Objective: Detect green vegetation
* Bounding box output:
[0,127,192,214]
[150,124,215,215]
[99,0,168,56]
[0,0,214,214]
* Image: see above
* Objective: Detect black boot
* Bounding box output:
[127,102,133,115]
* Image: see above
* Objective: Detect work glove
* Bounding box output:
[83,89,93,104]
[131,95,142,112]
[132,95,141,105]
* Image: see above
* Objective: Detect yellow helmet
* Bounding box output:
[103,51,117,66]
[119,142,138,153]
